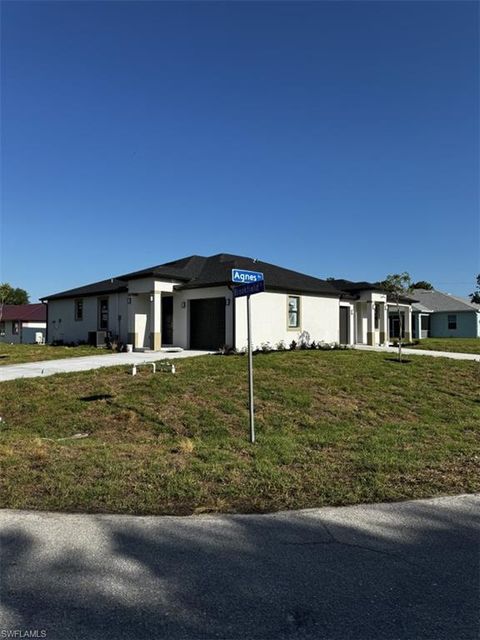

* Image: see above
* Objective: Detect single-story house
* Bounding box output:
[0,304,47,344]
[41,253,414,351]
[411,289,480,339]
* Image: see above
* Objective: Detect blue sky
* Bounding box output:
[1,1,478,301]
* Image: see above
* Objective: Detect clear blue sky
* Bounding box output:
[1,1,478,301]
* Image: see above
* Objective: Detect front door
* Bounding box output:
[162,297,173,345]
[389,314,404,339]
[339,307,349,344]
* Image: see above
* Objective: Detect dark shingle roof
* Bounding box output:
[328,278,384,294]
[42,253,340,300]
[1,304,46,322]
[175,254,340,295]
[42,278,127,301]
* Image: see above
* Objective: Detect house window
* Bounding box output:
[374,304,380,330]
[98,298,109,330]
[421,315,430,331]
[447,314,457,330]
[0,322,5,336]
[74,299,83,321]
[12,321,19,335]
[288,296,300,328]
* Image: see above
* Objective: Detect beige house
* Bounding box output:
[41,254,413,351]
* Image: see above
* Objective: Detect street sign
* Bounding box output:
[231,277,265,444]
[231,269,264,284]
[232,280,265,298]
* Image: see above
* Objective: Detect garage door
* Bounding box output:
[190,298,226,350]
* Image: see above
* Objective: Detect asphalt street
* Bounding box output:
[1,494,479,639]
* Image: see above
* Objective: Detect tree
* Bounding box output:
[380,272,413,362]
[412,280,433,290]
[0,283,30,323]
[470,274,480,304]
[0,283,29,305]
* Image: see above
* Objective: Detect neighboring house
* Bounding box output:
[0,304,47,344]
[41,253,414,351]
[411,289,480,339]
[329,279,414,344]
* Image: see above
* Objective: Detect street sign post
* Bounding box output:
[231,269,265,444]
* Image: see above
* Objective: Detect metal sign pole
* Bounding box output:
[246,294,255,443]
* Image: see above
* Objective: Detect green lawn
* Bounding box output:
[0,350,478,515]
[409,338,480,355]
[0,343,111,365]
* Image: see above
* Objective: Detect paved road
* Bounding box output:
[355,344,480,361]
[1,495,478,639]
[0,349,212,382]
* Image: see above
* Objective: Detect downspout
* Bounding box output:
[43,301,49,344]
[227,284,236,350]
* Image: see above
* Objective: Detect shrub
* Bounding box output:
[289,340,297,351]
[276,340,287,351]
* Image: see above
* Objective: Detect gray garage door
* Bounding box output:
[190,298,226,350]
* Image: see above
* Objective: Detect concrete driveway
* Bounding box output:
[1,494,478,639]
[0,349,212,382]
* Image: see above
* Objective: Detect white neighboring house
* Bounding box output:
[41,253,413,351]
[0,304,47,344]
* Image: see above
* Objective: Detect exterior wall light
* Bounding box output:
[181,301,186,308]
[226,299,231,306]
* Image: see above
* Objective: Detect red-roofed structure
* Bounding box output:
[1,304,46,322]
[0,304,47,344]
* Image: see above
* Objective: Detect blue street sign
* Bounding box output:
[233,280,265,298]
[231,269,264,284]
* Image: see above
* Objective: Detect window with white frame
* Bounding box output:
[288,296,300,328]
[12,321,19,335]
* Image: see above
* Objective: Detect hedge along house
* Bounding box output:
[0,304,47,344]
[411,289,480,339]
[41,253,413,351]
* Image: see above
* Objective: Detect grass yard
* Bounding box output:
[409,338,480,355]
[0,343,111,366]
[0,350,479,515]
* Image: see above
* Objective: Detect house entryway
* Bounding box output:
[162,297,173,345]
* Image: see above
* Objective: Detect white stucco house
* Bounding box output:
[41,253,413,351]
[0,304,47,344]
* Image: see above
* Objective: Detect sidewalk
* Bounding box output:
[355,344,480,362]
[0,349,212,382]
